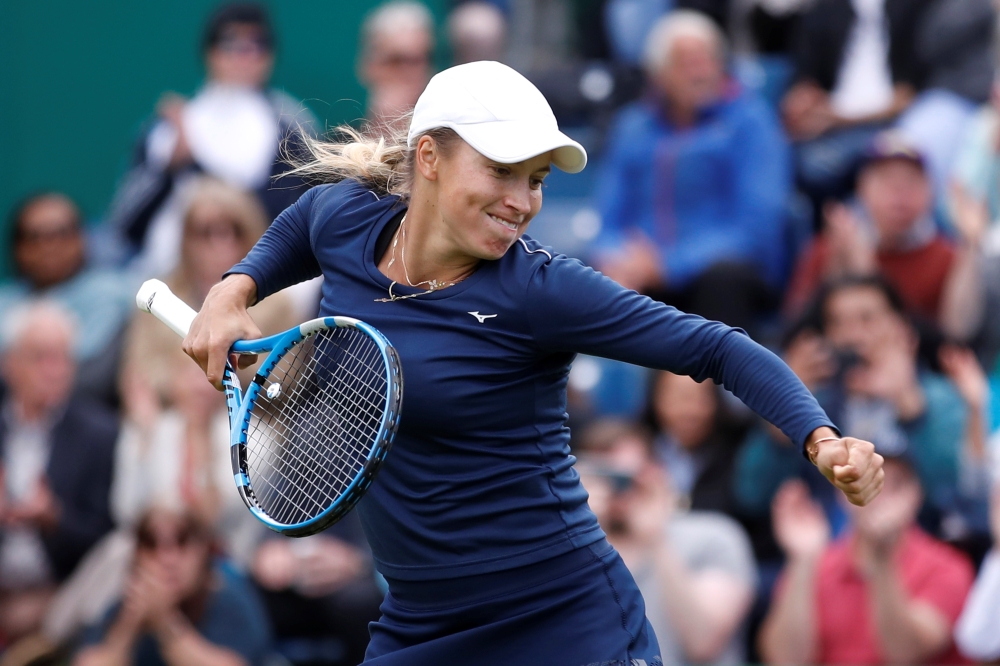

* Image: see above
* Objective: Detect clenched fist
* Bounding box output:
[806,427,885,506]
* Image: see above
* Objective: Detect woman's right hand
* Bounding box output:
[182,274,261,390]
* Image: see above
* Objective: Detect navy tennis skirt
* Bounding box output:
[364,539,662,665]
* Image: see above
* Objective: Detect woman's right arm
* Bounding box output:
[526,254,883,506]
[183,188,322,389]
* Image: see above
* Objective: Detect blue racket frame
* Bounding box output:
[222,316,403,537]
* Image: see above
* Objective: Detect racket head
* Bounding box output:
[226,316,403,537]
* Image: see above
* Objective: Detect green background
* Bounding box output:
[0,0,445,277]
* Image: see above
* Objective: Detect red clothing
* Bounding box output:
[806,528,974,665]
[785,236,956,321]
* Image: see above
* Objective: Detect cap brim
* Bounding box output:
[449,120,588,173]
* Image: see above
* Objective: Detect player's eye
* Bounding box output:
[490,165,511,177]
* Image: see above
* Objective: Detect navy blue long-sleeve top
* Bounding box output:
[230,180,836,581]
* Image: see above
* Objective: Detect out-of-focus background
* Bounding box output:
[0,1,450,278]
[4,0,1000,664]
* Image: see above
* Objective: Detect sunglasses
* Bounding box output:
[17,225,79,245]
[188,223,243,243]
[136,526,201,551]
[377,51,431,68]
[215,36,271,56]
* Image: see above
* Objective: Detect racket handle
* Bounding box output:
[136,279,197,338]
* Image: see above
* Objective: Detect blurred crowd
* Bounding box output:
[4,0,1000,664]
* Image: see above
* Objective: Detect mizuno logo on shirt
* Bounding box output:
[468,311,497,323]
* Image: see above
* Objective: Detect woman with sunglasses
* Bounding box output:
[182,61,884,665]
[74,508,270,666]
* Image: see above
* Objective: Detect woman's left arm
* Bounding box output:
[526,255,884,505]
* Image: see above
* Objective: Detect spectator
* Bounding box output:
[577,419,757,665]
[894,0,995,193]
[648,371,744,515]
[119,178,296,420]
[785,131,982,341]
[732,425,849,562]
[595,10,789,333]
[108,2,316,278]
[0,302,117,641]
[113,353,263,568]
[781,0,924,205]
[785,276,981,537]
[447,1,507,65]
[250,517,384,666]
[954,486,1000,661]
[759,450,974,665]
[0,193,135,407]
[74,507,272,666]
[358,1,435,128]
[949,88,1000,368]
[603,0,672,67]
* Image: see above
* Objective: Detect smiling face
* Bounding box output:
[415,135,551,262]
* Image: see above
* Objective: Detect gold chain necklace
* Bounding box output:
[374,215,463,303]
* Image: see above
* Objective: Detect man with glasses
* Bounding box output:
[0,302,117,643]
[108,2,316,279]
[0,194,134,407]
[358,1,435,128]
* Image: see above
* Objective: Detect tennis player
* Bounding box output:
[183,61,884,665]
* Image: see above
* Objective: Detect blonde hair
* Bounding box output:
[173,178,269,302]
[285,119,460,198]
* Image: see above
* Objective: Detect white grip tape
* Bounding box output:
[135,279,197,338]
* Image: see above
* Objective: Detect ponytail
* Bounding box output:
[284,116,460,198]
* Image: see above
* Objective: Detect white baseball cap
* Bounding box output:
[407,61,588,173]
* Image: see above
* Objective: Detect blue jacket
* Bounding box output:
[595,85,791,288]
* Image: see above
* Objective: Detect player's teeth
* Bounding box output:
[490,214,517,230]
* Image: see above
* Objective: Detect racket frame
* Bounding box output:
[224,317,403,537]
[137,278,403,538]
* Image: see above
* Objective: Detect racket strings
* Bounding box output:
[244,327,389,526]
[254,336,386,519]
[250,338,385,524]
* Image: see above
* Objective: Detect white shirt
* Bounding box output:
[955,549,1000,660]
[0,404,55,589]
[138,83,279,279]
[112,411,265,568]
[830,0,895,119]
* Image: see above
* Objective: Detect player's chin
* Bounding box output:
[475,234,521,260]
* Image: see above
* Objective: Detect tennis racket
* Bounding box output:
[135,279,403,537]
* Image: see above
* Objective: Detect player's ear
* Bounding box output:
[414,134,441,182]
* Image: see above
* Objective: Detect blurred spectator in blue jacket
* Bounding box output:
[108,2,316,278]
[595,10,790,333]
[0,195,134,408]
[0,303,117,642]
